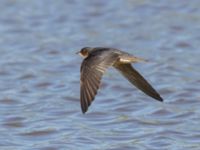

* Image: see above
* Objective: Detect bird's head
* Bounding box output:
[76,47,93,58]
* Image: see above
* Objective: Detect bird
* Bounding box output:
[77,47,163,113]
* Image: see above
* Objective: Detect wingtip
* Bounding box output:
[157,96,164,102]
[152,93,164,102]
[152,92,164,102]
[81,108,87,114]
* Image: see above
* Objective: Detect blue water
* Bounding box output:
[0,0,200,149]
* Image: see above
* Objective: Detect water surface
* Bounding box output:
[0,0,200,149]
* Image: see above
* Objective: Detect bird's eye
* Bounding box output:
[81,49,87,54]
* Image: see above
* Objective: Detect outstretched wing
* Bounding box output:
[114,63,163,101]
[80,52,119,113]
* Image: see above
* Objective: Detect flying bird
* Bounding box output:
[77,47,163,113]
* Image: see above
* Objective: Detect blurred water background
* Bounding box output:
[0,0,200,149]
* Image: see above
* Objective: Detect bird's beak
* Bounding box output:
[76,51,80,55]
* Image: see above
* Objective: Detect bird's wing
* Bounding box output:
[114,63,163,101]
[80,53,119,113]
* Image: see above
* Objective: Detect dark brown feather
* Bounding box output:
[114,63,163,101]
[80,52,119,113]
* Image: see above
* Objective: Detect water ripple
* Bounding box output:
[0,0,199,150]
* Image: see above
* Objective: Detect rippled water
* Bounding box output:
[0,0,200,149]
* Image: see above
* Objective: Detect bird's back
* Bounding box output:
[89,47,131,58]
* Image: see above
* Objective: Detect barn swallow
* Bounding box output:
[77,47,163,113]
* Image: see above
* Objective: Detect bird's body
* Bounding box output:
[77,47,163,113]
